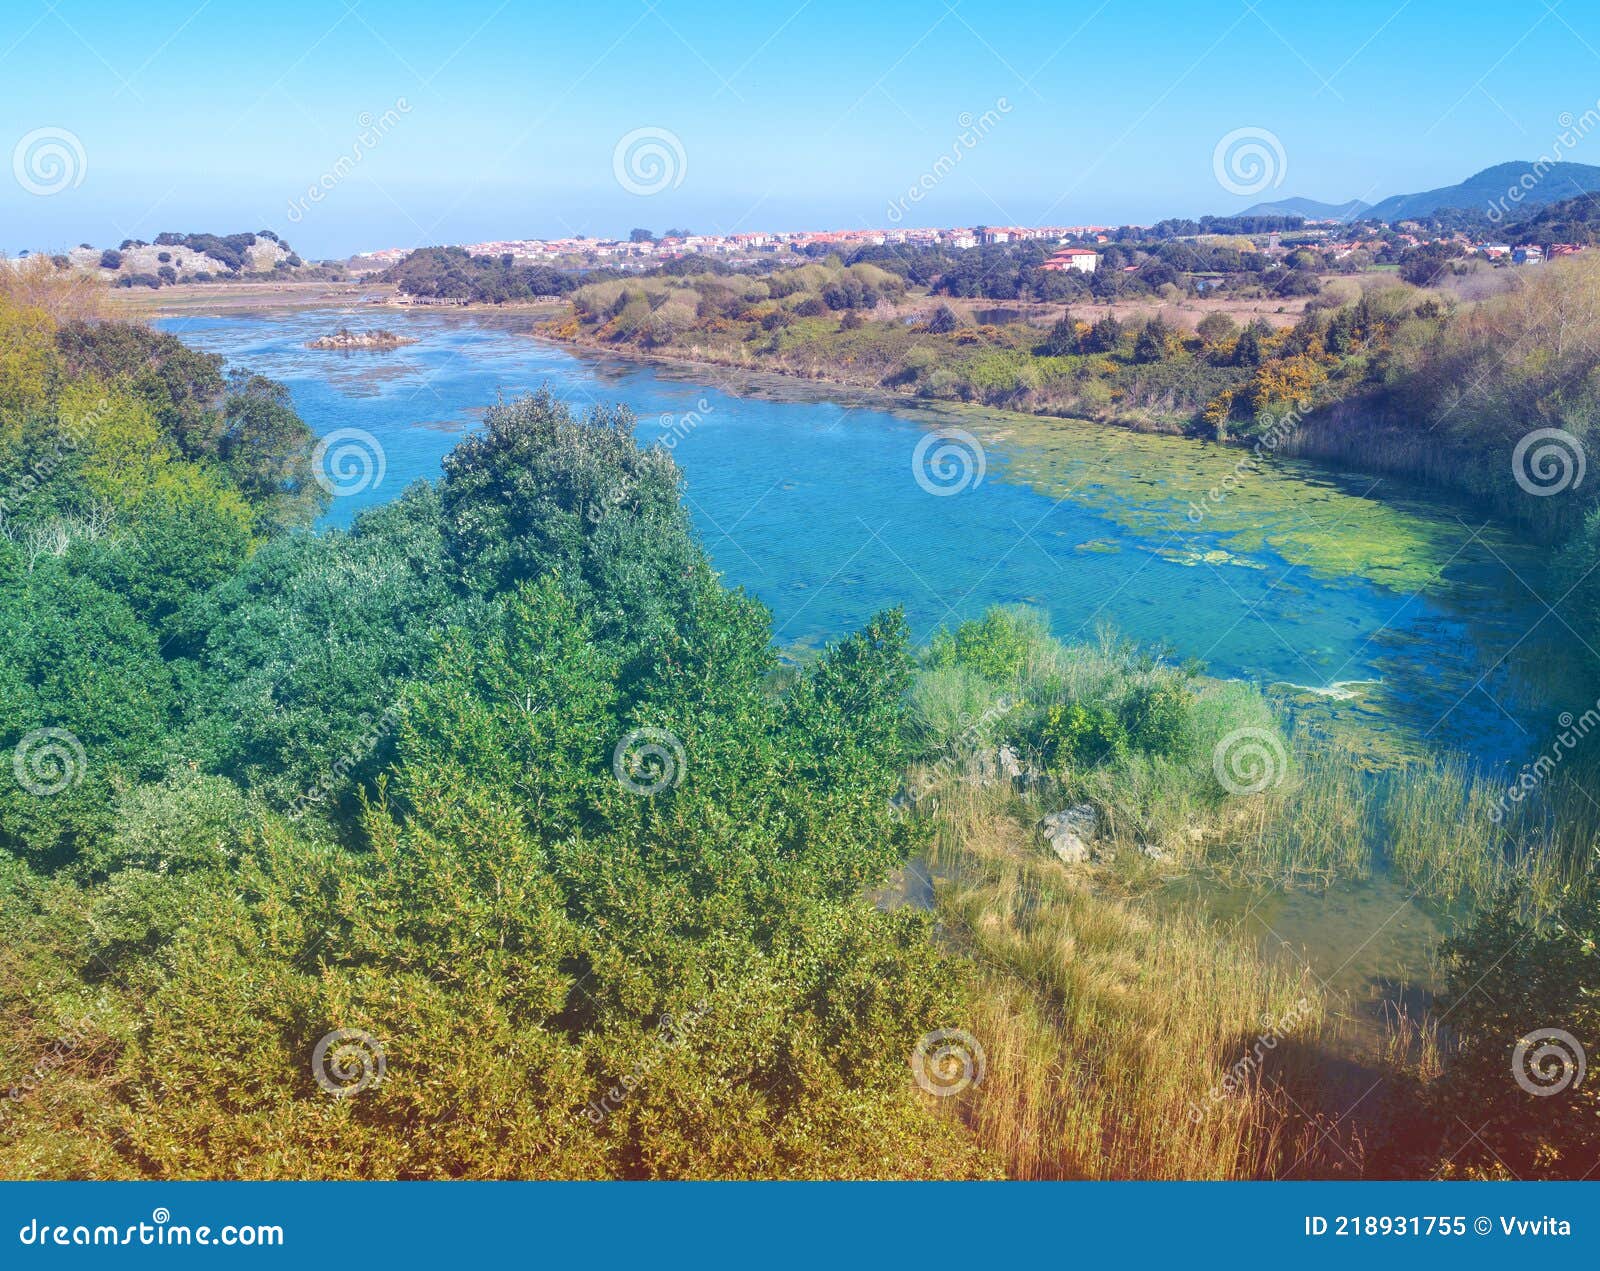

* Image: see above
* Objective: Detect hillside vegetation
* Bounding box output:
[18,230,334,291]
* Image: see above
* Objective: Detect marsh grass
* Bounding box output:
[913,606,1593,910]
[1379,757,1590,912]
[903,605,1597,1178]
[918,778,1345,1178]
[1214,739,1371,889]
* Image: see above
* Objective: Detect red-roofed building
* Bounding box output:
[1040,247,1099,274]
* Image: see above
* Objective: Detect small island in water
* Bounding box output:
[306,326,416,350]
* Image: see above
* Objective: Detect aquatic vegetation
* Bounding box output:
[914,605,1596,910]
[966,405,1497,594]
[923,782,1334,1180]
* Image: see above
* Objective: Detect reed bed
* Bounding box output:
[921,780,1341,1179]
[901,606,1597,1178]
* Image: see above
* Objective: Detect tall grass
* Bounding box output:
[1208,739,1371,889]
[919,779,1344,1179]
[910,605,1594,910]
[900,605,1597,1177]
[1380,757,1590,912]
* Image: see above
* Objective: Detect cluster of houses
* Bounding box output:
[355,218,1588,277]
[1299,224,1587,267]
[357,223,1115,269]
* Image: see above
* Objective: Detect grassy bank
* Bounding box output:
[898,606,1597,1178]
[542,254,1600,580]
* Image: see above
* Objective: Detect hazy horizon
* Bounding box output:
[4,0,1598,257]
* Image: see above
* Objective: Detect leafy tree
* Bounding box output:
[218,372,326,531]
[1195,312,1238,350]
[1040,313,1080,357]
[0,545,177,868]
[1433,885,1599,1178]
[0,295,57,418]
[57,321,227,460]
[190,485,458,809]
[439,390,708,660]
[1133,316,1173,363]
[1082,313,1123,354]
[1232,320,1267,367]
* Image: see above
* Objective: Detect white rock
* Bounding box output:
[996,744,1023,780]
[1039,804,1098,866]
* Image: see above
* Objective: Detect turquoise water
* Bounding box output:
[155,308,1573,767]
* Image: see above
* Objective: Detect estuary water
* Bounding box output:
[155,306,1578,772]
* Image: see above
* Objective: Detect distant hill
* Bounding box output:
[56,230,326,289]
[1499,193,1600,246]
[1365,161,1600,222]
[1241,196,1369,221]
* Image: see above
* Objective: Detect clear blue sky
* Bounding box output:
[3,0,1598,257]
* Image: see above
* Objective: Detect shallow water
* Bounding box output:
[155,307,1579,769]
[1156,873,1451,1036]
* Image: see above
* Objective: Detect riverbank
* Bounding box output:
[539,316,1197,437]
[536,254,1600,561]
[162,304,1581,768]
[105,280,567,321]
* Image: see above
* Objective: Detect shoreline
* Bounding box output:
[535,324,1195,438]
[127,290,1531,559]
[528,327,1485,519]
[530,325,1543,547]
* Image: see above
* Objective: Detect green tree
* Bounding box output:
[1040,313,1079,357]
[1433,885,1599,1178]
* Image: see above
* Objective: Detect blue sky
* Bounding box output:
[3,0,1598,257]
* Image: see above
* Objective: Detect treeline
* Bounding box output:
[1130,213,1308,238]
[1494,193,1600,246]
[838,237,1327,304]
[382,246,581,302]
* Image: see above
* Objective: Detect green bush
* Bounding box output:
[1038,700,1128,770]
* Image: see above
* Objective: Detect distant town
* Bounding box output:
[352,218,1584,273]
[354,224,1121,269]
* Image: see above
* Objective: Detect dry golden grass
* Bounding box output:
[918,779,1342,1178]
[0,255,104,324]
